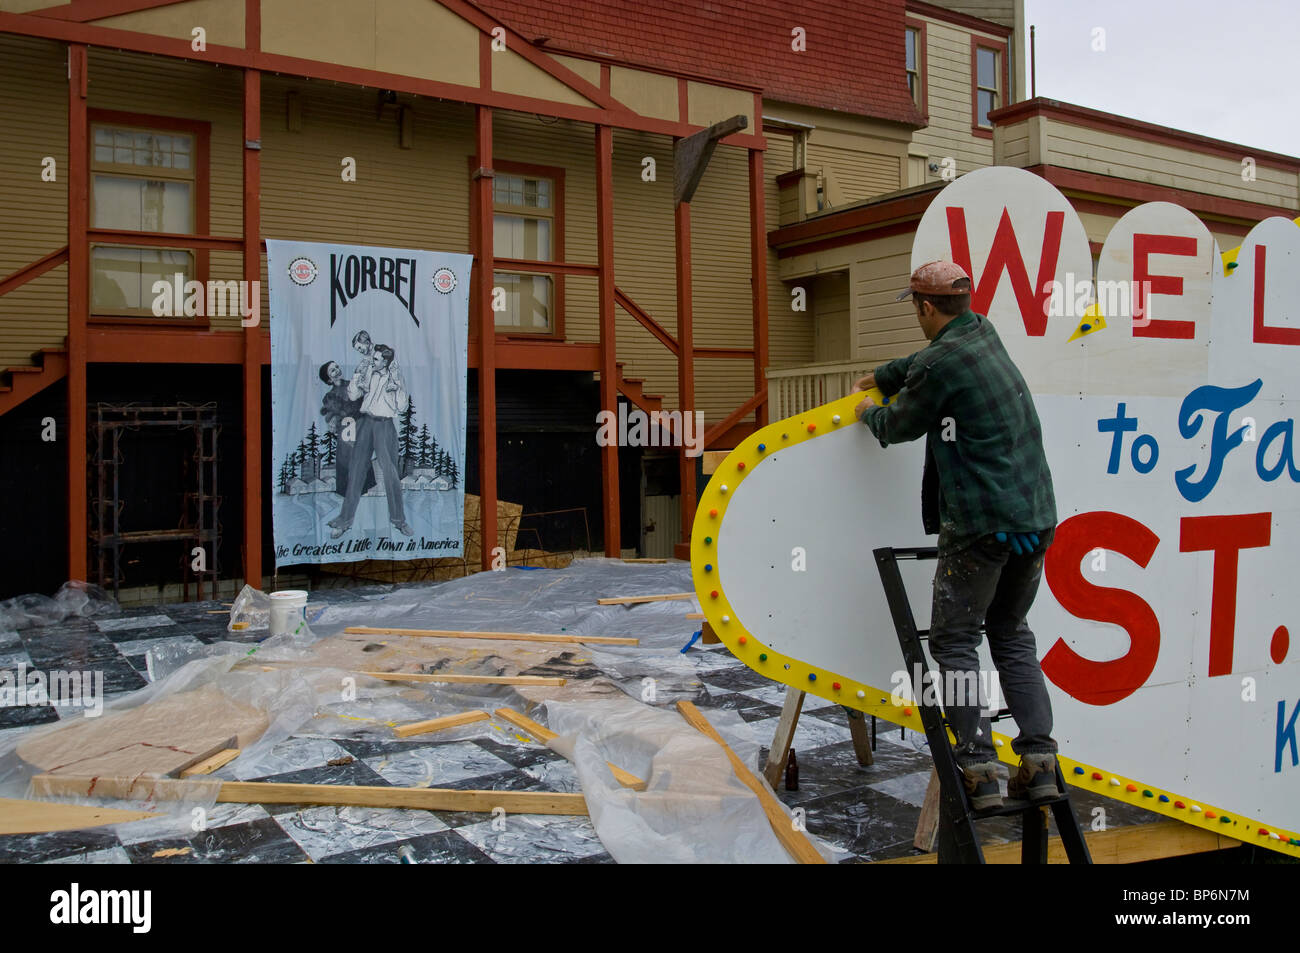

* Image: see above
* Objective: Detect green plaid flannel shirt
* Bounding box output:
[862,310,1056,553]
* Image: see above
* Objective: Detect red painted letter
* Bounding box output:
[1252,244,1300,345]
[946,206,1063,336]
[1132,233,1197,339]
[1043,511,1161,705]
[1179,512,1272,676]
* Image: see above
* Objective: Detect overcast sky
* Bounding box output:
[1024,0,1299,158]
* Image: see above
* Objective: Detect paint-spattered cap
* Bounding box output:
[896,260,972,301]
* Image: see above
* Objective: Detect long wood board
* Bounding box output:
[0,797,161,835]
[493,707,647,791]
[676,701,825,864]
[32,774,587,816]
[345,626,638,646]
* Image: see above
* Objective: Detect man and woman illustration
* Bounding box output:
[318,329,412,538]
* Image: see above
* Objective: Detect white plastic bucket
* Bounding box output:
[268,589,309,638]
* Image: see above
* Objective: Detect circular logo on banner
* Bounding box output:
[432,267,457,294]
[287,257,318,286]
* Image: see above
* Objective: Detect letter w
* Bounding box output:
[946,206,1064,336]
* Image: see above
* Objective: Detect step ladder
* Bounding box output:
[873,546,1092,865]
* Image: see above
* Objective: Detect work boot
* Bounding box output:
[961,761,1002,811]
[1008,753,1060,802]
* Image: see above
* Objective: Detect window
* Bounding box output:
[90,121,200,317]
[905,27,922,109]
[492,171,556,333]
[971,39,1007,135]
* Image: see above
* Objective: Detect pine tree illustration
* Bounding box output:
[321,429,337,465]
[306,422,321,461]
[417,424,433,468]
[446,452,459,489]
[397,397,417,476]
[278,461,290,494]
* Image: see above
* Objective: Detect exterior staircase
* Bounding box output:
[614,360,676,442]
[0,347,68,417]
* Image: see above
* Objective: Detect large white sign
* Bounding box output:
[268,240,471,568]
[694,167,1300,855]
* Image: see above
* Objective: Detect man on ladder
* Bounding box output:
[853,261,1060,811]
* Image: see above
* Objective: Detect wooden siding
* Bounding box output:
[1042,116,1298,211]
[0,41,804,427]
[807,142,903,206]
[0,34,69,368]
[851,232,924,364]
[909,16,1000,178]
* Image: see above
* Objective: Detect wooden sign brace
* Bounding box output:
[674,115,748,205]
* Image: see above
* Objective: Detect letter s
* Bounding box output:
[1042,511,1161,705]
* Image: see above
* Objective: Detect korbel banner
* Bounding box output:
[267,240,471,568]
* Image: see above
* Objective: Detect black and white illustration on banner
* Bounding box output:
[268,240,471,567]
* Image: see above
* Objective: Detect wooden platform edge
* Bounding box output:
[873,819,1243,864]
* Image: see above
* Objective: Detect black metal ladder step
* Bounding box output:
[873,545,1093,865]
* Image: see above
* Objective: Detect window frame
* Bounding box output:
[970,36,1009,138]
[87,109,211,326]
[904,17,928,117]
[467,156,567,341]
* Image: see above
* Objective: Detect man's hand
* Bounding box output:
[852,372,876,393]
[855,394,876,421]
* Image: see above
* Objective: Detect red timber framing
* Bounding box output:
[674,202,694,550]
[67,44,89,581]
[3,0,775,577]
[473,102,499,570]
[595,124,619,557]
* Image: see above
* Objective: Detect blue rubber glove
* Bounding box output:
[995,531,1041,555]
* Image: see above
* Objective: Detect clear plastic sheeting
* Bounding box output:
[544,695,840,864]
[307,558,713,706]
[0,581,119,631]
[0,640,322,818]
[228,583,271,633]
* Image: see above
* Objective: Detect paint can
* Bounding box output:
[268,590,309,638]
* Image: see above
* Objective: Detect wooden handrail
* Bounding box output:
[615,286,679,356]
[704,387,767,447]
[0,246,69,298]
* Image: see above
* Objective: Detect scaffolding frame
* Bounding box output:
[90,402,221,600]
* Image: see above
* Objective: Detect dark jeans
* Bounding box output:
[339,413,405,525]
[928,528,1057,766]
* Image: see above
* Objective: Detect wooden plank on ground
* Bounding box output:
[597,592,693,605]
[393,711,490,739]
[876,820,1242,864]
[762,687,805,788]
[845,709,874,767]
[180,748,241,777]
[0,797,161,835]
[622,558,668,563]
[493,708,647,791]
[345,626,638,646]
[676,700,826,864]
[686,612,705,621]
[32,775,588,816]
[912,768,940,852]
[362,671,565,686]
